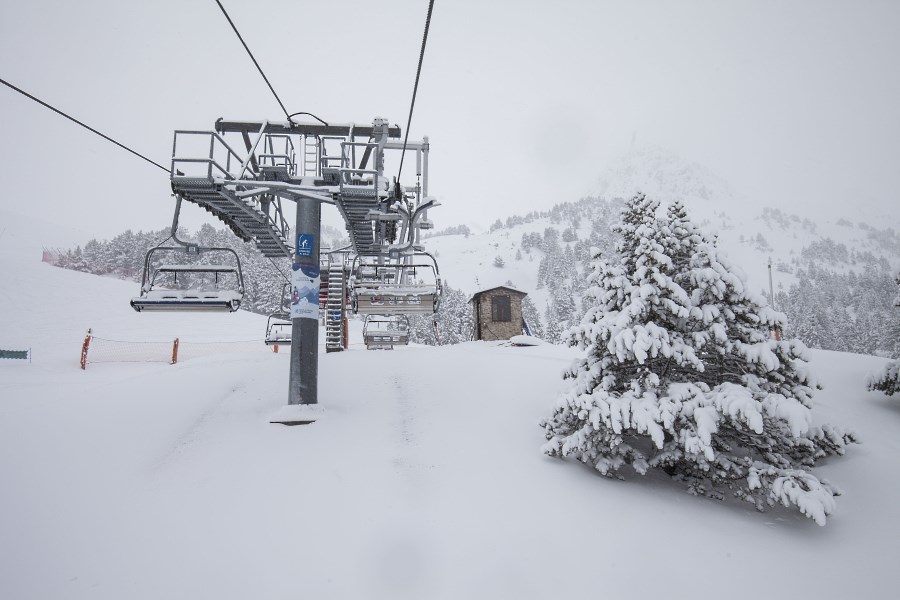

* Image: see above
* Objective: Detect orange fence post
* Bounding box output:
[343,315,349,349]
[171,338,179,364]
[80,330,92,370]
[273,344,279,353]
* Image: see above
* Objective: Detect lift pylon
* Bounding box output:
[158,117,441,411]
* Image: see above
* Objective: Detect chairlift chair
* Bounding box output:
[265,312,292,345]
[350,253,442,316]
[264,284,292,345]
[363,315,410,350]
[130,246,245,312]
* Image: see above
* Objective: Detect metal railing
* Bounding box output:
[319,135,349,171]
[258,134,296,175]
[170,130,292,255]
[171,131,245,180]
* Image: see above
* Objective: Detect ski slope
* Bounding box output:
[1,211,899,600]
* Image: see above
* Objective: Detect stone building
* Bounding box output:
[470,285,528,341]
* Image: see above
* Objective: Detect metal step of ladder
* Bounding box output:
[335,192,381,255]
[325,263,346,352]
[171,177,291,259]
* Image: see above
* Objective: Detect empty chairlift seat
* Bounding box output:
[351,255,442,316]
[364,315,410,350]
[265,312,292,345]
[131,247,245,313]
[264,284,293,345]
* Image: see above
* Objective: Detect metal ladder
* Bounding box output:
[325,262,346,352]
[170,131,293,259]
[302,136,319,177]
[170,178,291,259]
[333,153,387,255]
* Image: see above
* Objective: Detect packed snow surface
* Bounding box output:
[1,210,899,599]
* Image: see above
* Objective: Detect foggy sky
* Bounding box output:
[1,0,897,239]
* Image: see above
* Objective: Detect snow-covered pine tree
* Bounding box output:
[868,361,900,396]
[541,194,856,525]
[522,295,544,339]
[68,246,89,273]
[551,281,578,335]
[867,273,900,396]
[408,283,473,345]
[535,255,548,290]
[544,302,563,344]
[666,199,706,274]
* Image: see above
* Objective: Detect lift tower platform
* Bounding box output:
[163,117,440,410]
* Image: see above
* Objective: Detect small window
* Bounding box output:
[491,295,511,322]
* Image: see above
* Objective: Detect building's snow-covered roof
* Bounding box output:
[469,284,528,303]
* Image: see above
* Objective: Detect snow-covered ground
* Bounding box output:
[1,212,899,599]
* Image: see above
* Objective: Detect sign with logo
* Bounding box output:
[296,233,314,257]
[290,263,320,320]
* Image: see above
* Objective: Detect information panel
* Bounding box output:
[290,263,320,320]
[296,233,314,257]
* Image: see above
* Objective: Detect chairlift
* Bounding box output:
[130,246,245,312]
[363,315,410,350]
[265,284,292,345]
[350,253,442,316]
[265,313,292,345]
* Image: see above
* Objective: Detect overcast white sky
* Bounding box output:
[1,0,898,240]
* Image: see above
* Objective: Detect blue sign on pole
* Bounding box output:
[296,234,314,257]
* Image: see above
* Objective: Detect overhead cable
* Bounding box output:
[288,111,329,127]
[214,0,290,120]
[267,255,291,283]
[0,76,171,174]
[397,0,436,182]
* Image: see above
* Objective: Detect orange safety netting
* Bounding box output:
[80,334,269,369]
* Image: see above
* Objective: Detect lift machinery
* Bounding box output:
[135,116,442,408]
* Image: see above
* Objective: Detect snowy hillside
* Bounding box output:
[594,148,900,288]
[2,213,900,598]
[419,147,899,353]
[429,147,899,300]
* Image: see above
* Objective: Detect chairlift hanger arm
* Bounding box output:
[386,197,440,256]
[215,119,402,139]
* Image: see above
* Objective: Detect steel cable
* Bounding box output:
[213,0,290,120]
[0,76,171,174]
[397,0,436,182]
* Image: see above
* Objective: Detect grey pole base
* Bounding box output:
[270,403,324,425]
